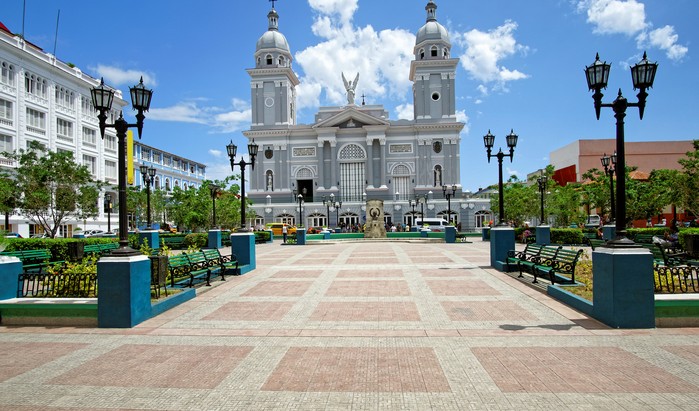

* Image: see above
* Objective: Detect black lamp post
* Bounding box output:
[442,184,456,223]
[483,129,518,226]
[585,52,658,244]
[323,194,332,227]
[600,152,617,223]
[416,193,429,222]
[91,77,153,255]
[323,193,342,227]
[226,139,258,231]
[537,175,547,225]
[139,165,156,230]
[297,194,304,227]
[105,193,112,233]
[210,184,220,228]
[334,199,342,227]
[409,199,417,226]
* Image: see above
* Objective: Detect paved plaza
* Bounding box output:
[1,240,698,410]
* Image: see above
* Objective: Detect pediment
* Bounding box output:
[313,107,389,129]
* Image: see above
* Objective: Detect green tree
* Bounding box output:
[677,140,699,217]
[0,141,104,238]
[490,176,538,227]
[547,182,584,227]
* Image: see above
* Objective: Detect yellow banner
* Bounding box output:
[127,131,134,185]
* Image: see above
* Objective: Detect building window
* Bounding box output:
[55,86,75,109]
[83,154,96,176]
[338,143,367,202]
[154,176,160,190]
[165,178,171,191]
[153,151,161,164]
[81,96,97,117]
[0,99,12,126]
[392,165,410,201]
[105,160,117,180]
[1,62,15,86]
[431,92,440,101]
[57,118,74,142]
[24,72,47,98]
[431,46,438,57]
[82,127,96,147]
[266,54,273,65]
[26,108,46,135]
[278,56,285,66]
[475,210,492,228]
[419,49,425,60]
[105,134,116,152]
[164,156,172,167]
[443,48,449,58]
[0,134,13,155]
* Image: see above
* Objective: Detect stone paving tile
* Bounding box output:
[336,269,404,278]
[50,344,253,388]
[261,347,450,392]
[426,279,501,296]
[663,345,699,365]
[241,280,313,297]
[325,280,412,297]
[346,257,400,265]
[203,301,296,321]
[0,342,87,383]
[310,302,421,321]
[472,347,699,393]
[420,267,477,277]
[441,301,538,321]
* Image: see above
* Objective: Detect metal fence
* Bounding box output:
[18,273,98,298]
[655,265,699,293]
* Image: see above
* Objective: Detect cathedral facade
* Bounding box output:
[243,1,492,230]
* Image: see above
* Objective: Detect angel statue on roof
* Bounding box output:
[342,72,359,106]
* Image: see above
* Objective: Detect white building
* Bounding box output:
[243,1,492,230]
[0,21,205,236]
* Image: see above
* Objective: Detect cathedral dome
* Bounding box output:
[255,8,290,53]
[416,20,450,46]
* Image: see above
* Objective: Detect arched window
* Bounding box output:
[165,178,171,191]
[266,54,273,65]
[475,210,492,228]
[392,164,411,201]
[174,180,180,189]
[419,49,425,60]
[1,62,15,86]
[431,46,438,57]
[338,144,367,202]
[278,56,285,66]
[443,48,449,58]
[154,176,160,190]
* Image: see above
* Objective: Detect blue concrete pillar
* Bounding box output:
[266,229,274,243]
[420,229,429,238]
[592,247,654,328]
[138,230,160,250]
[445,226,456,243]
[490,226,515,271]
[230,233,256,271]
[208,229,222,249]
[0,257,23,300]
[322,230,331,240]
[97,255,151,328]
[482,227,491,241]
[297,230,307,245]
[602,225,616,242]
[535,225,551,246]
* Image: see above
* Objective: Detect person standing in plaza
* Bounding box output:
[282,224,288,244]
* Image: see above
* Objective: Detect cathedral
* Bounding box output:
[243,1,491,230]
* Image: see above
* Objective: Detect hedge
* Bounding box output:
[2,238,118,261]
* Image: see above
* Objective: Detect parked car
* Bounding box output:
[3,232,22,238]
[30,234,48,238]
[84,230,105,237]
[306,226,325,234]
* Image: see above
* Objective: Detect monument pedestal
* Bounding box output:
[97,255,151,328]
[535,225,551,245]
[490,226,515,271]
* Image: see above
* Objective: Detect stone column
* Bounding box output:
[490,226,514,271]
[97,255,151,328]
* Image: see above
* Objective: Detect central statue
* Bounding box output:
[364,199,387,238]
[342,72,359,105]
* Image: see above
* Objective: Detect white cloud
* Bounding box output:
[209,149,223,158]
[577,0,688,61]
[204,161,234,182]
[147,99,251,133]
[578,0,647,36]
[91,64,157,87]
[455,21,529,91]
[294,2,415,110]
[395,103,413,120]
[643,25,688,61]
[455,110,470,135]
[506,167,520,179]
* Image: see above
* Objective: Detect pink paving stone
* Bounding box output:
[50,344,253,388]
[0,342,87,383]
[325,280,412,297]
[203,301,295,321]
[427,279,500,296]
[420,268,476,277]
[310,302,421,321]
[242,280,313,297]
[663,345,699,365]
[272,269,324,278]
[472,347,699,393]
[410,256,457,264]
[442,301,537,321]
[262,347,450,392]
[346,258,400,265]
[336,269,404,278]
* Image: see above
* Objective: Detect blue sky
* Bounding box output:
[3,0,696,191]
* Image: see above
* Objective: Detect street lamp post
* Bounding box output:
[537,175,547,225]
[585,52,658,244]
[210,184,220,228]
[334,200,342,227]
[409,199,417,226]
[323,194,333,227]
[483,129,518,226]
[91,77,153,255]
[105,193,112,233]
[442,184,456,223]
[600,152,617,223]
[226,139,259,231]
[139,165,156,230]
[297,194,304,227]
